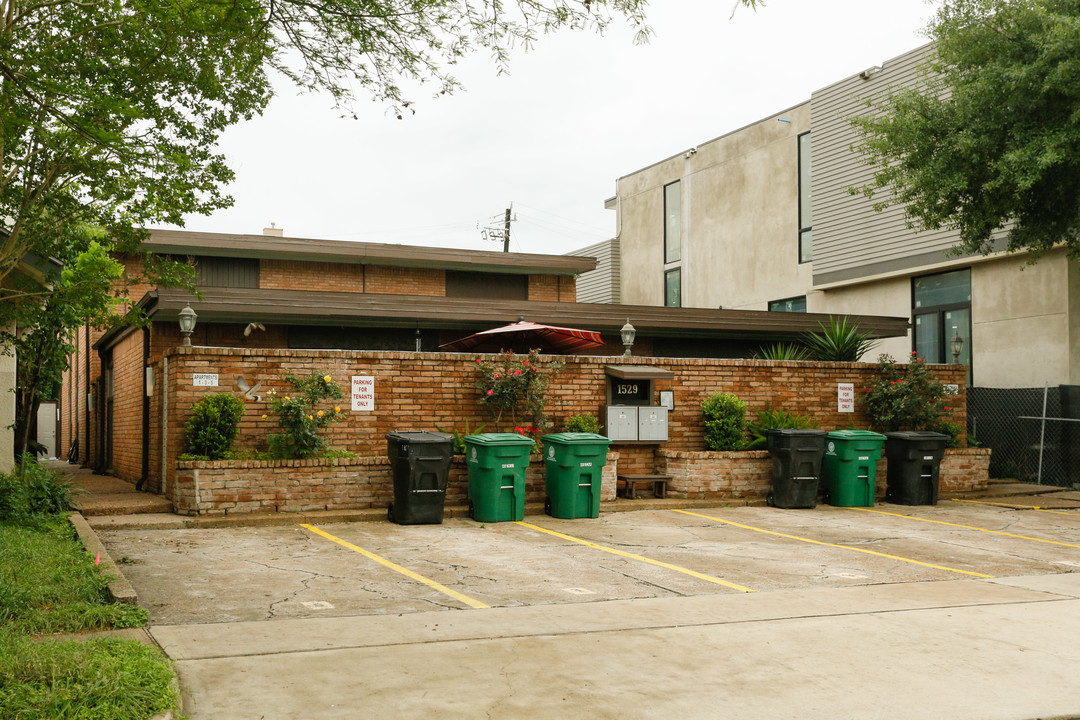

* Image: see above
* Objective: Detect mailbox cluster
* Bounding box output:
[603,365,673,442]
[606,405,669,442]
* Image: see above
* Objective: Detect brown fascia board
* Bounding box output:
[144,229,596,276]
[144,287,910,340]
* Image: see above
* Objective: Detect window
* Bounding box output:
[913,269,971,382]
[664,268,681,308]
[769,296,807,313]
[446,271,527,300]
[664,181,681,264]
[798,132,812,263]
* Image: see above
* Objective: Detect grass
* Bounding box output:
[0,515,180,719]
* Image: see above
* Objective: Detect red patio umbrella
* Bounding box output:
[439,320,605,355]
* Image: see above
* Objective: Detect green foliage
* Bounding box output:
[0,631,177,720]
[852,0,1080,261]
[801,316,879,362]
[0,458,73,521]
[744,408,817,450]
[753,343,811,361]
[435,422,488,454]
[862,353,950,432]
[184,393,246,460]
[935,420,966,449]
[265,371,347,459]
[475,350,562,431]
[701,392,748,451]
[564,414,603,434]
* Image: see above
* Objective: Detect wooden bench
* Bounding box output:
[617,474,672,499]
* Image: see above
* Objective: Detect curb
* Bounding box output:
[68,511,139,605]
[84,497,767,531]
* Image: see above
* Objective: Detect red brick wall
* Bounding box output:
[61,325,105,467]
[153,348,968,502]
[109,331,145,481]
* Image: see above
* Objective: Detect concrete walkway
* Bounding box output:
[153,573,1080,719]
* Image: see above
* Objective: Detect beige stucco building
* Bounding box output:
[609,43,1080,389]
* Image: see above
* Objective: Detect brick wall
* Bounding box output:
[61,325,105,467]
[109,331,145,480]
[152,348,968,511]
[172,452,619,515]
[658,450,773,499]
[364,266,445,296]
[260,260,365,291]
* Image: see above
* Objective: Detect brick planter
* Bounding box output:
[939,447,992,493]
[173,451,619,516]
[656,449,772,500]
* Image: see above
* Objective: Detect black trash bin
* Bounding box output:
[884,431,949,505]
[765,429,827,508]
[385,431,453,524]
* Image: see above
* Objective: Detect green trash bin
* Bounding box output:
[822,430,886,507]
[464,433,535,522]
[541,433,612,519]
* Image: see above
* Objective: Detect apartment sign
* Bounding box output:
[193,373,219,387]
[351,376,374,412]
[837,383,855,413]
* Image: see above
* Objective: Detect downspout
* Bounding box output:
[95,346,106,474]
[137,325,150,491]
[83,325,90,467]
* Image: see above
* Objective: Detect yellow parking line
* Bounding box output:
[673,509,993,579]
[951,498,1080,517]
[514,521,755,593]
[847,507,1080,549]
[301,524,490,610]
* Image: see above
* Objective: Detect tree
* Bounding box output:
[852,0,1080,261]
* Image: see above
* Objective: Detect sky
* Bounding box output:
[168,0,941,257]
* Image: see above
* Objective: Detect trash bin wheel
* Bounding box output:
[387,503,395,523]
[544,497,552,516]
[821,489,831,505]
[766,491,775,508]
[467,499,474,519]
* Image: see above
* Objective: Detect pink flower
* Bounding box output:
[486,389,493,396]
[523,360,530,366]
[944,406,950,411]
[514,370,521,376]
[494,373,501,379]
[476,358,482,363]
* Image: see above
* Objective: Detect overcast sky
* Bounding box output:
[168,0,940,256]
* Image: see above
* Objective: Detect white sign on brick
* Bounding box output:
[351,375,374,412]
[193,373,219,387]
[838,382,855,413]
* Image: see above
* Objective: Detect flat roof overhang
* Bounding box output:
[130,287,910,343]
[144,230,596,277]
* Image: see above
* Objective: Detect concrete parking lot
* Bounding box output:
[92,498,1080,719]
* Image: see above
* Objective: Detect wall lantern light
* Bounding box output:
[178,304,198,346]
[621,319,636,357]
[951,326,964,364]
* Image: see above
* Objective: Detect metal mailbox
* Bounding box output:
[606,406,638,441]
[638,406,669,441]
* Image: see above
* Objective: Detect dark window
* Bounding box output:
[769,296,807,313]
[798,132,812,263]
[913,269,971,382]
[164,255,259,288]
[446,271,527,300]
[664,268,681,308]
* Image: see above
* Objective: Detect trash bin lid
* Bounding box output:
[542,433,612,445]
[385,431,452,444]
[463,432,536,446]
[765,429,826,437]
[826,430,887,440]
[884,431,949,440]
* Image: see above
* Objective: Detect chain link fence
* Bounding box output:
[968,385,1080,488]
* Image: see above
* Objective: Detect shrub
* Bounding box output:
[701,392,748,451]
[863,353,948,431]
[802,315,878,361]
[475,349,562,430]
[265,371,347,459]
[564,414,602,434]
[935,420,965,449]
[184,393,245,460]
[752,343,810,361]
[435,421,487,454]
[0,457,72,521]
[744,407,817,450]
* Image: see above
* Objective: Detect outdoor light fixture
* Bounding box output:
[621,319,636,357]
[951,326,964,364]
[178,303,197,346]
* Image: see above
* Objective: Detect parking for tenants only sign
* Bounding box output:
[351,376,374,412]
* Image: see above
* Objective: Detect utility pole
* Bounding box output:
[478,203,516,252]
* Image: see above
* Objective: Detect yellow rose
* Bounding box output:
[334,406,341,413]
[307,415,313,421]
[261,414,267,420]
[317,410,325,417]
[284,396,290,402]
[323,374,332,383]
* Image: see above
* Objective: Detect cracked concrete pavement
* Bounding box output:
[97,501,1080,718]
